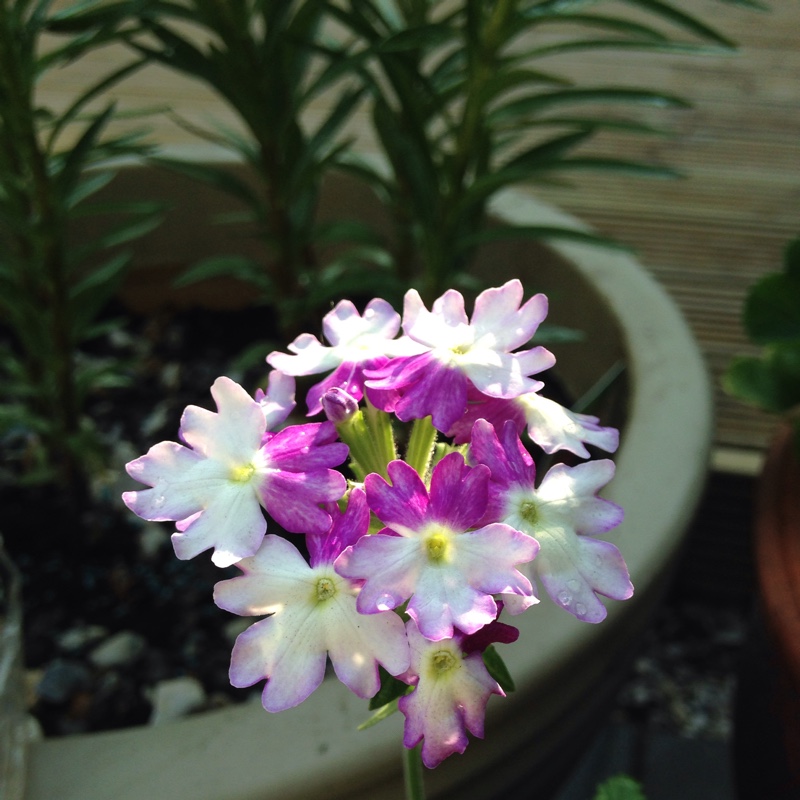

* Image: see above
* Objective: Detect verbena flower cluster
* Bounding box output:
[123,279,632,769]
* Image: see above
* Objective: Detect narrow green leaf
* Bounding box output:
[489,87,690,125]
[358,698,401,731]
[618,0,737,48]
[376,23,456,53]
[483,645,515,692]
[502,130,597,171]
[150,158,262,209]
[173,255,268,289]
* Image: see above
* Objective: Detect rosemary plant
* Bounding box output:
[330,0,767,300]
[90,0,385,335]
[0,0,160,497]
[55,0,765,320]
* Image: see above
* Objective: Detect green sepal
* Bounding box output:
[482,645,515,693]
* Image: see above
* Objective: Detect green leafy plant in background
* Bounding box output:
[0,0,160,498]
[56,0,384,336]
[724,237,800,450]
[327,0,767,301]
[57,0,765,327]
[594,773,648,800]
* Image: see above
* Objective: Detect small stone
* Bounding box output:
[149,676,206,725]
[36,660,92,704]
[89,631,147,668]
[57,625,108,653]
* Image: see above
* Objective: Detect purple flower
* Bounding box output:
[335,452,538,641]
[398,618,512,768]
[214,490,410,711]
[449,384,619,458]
[365,280,555,433]
[123,375,348,567]
[469,419,631,622]
[266,298,423,415]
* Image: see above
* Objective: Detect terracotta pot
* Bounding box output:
[740,423,800,793]
[24,163,714,800]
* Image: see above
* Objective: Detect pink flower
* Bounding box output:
[365,280,555,433]
[214,490,410,711]
[123,375,348,567]
[266,298,423,415]
[469,419,631,622]
[335,452,538,641]
[449,384,619,458]
[398,618,514,768]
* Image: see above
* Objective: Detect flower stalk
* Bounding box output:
[403,743,426,800]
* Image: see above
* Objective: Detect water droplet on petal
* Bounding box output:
[557,590,571,606]
[567,579,580,591]
[153,496,166,509]
[576,603,588,616]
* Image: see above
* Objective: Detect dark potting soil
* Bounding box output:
[1,302,282,736]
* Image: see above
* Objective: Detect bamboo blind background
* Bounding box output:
[40,0,800,468]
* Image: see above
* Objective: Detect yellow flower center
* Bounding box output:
[424,531,451,563]
[519,500,538,526]
[430,650,458,676]
[229,463,256,483]
[315,577,337,602]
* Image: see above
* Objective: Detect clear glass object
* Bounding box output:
[0,536,28,800]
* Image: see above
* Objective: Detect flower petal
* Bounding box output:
[335,534,420,613]
[260,469,346,535]
[364,460,429,536]
[171,479,266,566]
[471,280,548,351]
[180,376,265,463]
[428,452,489,531]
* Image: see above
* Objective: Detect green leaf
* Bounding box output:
[594,773,647,800]
[618,0,737,48]
[54,104,117,198]
[173,255,271,291]
[482,645,515,692]
[489,87,690,125]
[784,237,800,279]
[724,345,800,414]
[368,667,412,711]
[149,158,263,210]
[376,23,456,53]
[744,272,800,344]
[358,698,401,731]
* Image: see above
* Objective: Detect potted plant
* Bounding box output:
[724,236,800,798]
[2,0,758,798]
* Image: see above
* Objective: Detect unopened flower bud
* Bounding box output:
[321,387,359,424]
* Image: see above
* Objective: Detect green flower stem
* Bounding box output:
[335,399,397,481]
[402,743,426,800]
[404,416,437,481]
